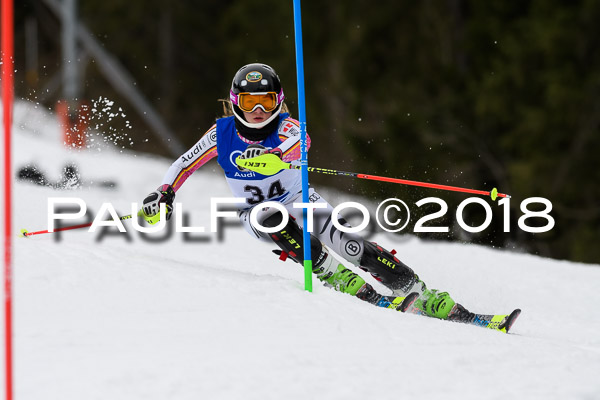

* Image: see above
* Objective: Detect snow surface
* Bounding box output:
[2,100,600,400]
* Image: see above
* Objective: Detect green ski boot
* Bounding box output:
[413,289,456,319]
[313,255,366,296]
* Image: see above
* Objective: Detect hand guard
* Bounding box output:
[236,144,283,171]
[141,184,175,222]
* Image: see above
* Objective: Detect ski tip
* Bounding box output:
[500,308,521,333]
[398,292,420,313]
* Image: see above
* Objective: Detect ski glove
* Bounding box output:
[236,144,282,171]
[141,184,175,221]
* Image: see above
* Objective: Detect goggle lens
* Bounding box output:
[238,92,278,112]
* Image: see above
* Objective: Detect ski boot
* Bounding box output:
[412,289,457,319]
[357,241,458,319]
[264,211,364,295]
[264,212,414,311]
[356,241,521,330]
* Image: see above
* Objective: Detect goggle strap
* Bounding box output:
[230,90,239,106]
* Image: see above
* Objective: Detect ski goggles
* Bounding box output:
[230,90,285,113]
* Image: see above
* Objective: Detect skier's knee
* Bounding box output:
[258,207,286,229]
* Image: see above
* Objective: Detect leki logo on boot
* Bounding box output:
[377,256,396,269]
[281,230,301,249]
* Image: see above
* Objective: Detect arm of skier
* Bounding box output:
[162,124,218,191]
[141,125,218,221]
[236,117,309,170]
[272,116,311,162]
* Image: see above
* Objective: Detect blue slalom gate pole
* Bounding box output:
[292,0,312,292]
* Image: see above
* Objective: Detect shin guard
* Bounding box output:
[359,241,420,295]
[263,212,326,266]
[263,212,365,296]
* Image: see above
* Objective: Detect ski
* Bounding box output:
[375,292,420,313]
[469,308,522,333]
[446,306,522,333]
[406,301,522,333]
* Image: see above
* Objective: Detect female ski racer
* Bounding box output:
[140,63,501,326]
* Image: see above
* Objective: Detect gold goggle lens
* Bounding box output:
[238,92,278,112]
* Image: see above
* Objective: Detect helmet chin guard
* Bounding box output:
[232,103,282,129]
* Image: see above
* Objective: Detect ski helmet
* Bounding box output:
[229,63,285,134]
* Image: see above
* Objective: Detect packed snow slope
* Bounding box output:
[3,101,600,400]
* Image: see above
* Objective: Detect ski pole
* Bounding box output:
[236,154,510,200]
[20,214,133,238]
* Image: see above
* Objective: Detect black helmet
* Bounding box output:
[229,63,285,140]
[231,63,283,98]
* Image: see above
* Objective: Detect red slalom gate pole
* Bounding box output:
[20,214,133,238]
[353,172,510,199]
[2,0,14,398]
[236,154,511,201]
[21,223,97,238]
[316,168,510,200]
